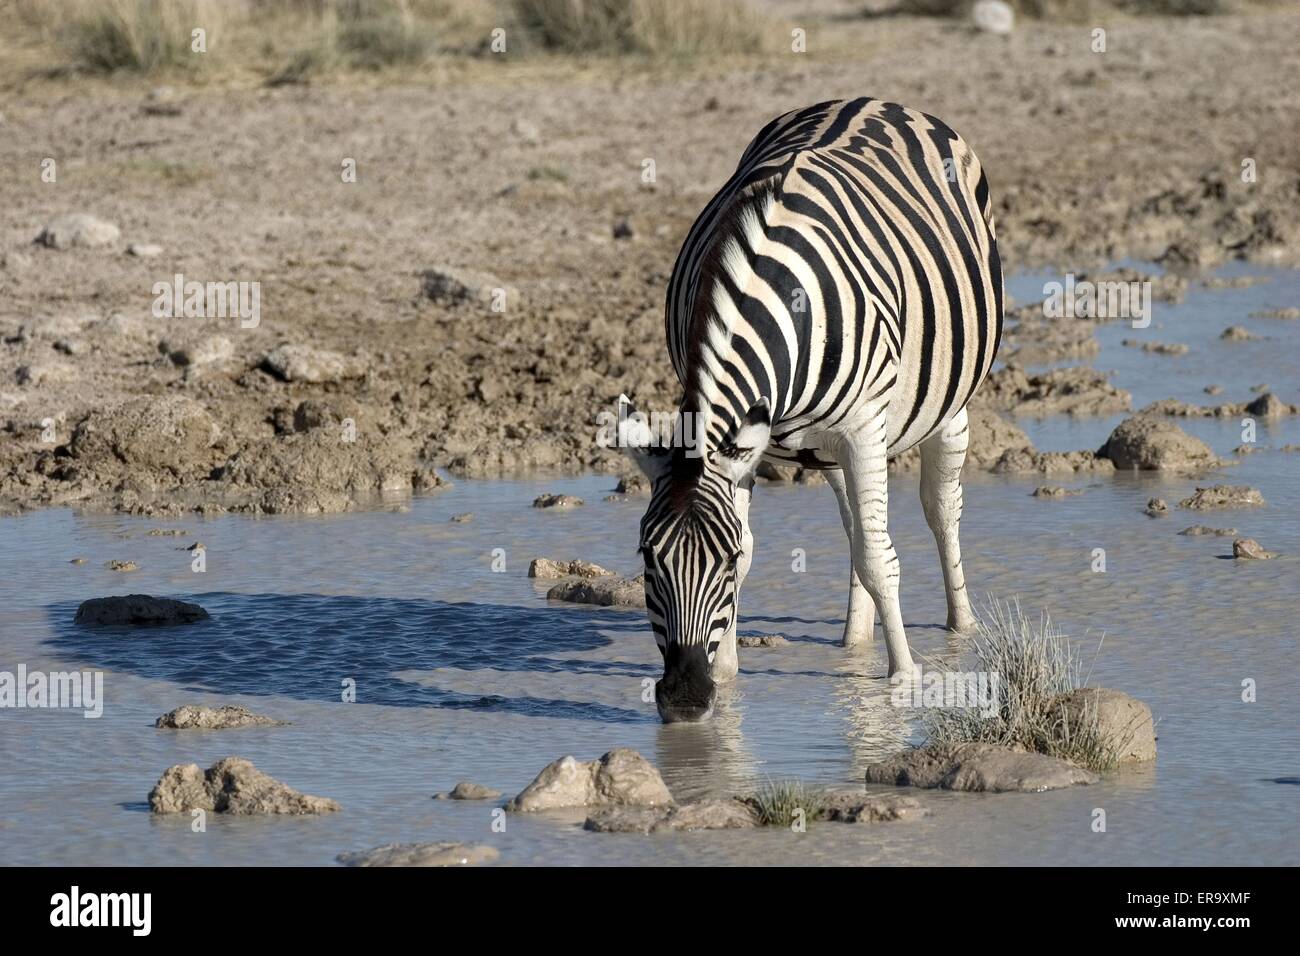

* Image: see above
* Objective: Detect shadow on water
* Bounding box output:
[45,592,658,723]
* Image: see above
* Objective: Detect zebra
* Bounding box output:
[620,97,1003,723]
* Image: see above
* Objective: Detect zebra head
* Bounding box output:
[620,395,772,723]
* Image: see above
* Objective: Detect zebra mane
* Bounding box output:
[685,173,783,446]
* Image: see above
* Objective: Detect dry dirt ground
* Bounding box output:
[2,9,1299,514]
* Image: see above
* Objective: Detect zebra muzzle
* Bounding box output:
[655,642,716,723]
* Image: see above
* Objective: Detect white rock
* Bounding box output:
[36,214,121,250]
[972,0,1015,35]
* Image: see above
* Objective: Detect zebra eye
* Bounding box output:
[726,552,742,569]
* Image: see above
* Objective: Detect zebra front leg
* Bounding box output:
[836,412,916,680]
[826,468,875,648]
[712,475,754,683]
[919,407,978,633]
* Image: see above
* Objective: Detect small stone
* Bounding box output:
[421,266,518,309]
[75,594,208,626]
[70,557,87,565]
[1099,415,1219,471]
[449,512,474,523]
[1233,537,1274,560]
[547,575,645,609]
[972,0,1014,35]
[127,242,164,257]
[510,117,541,145]
[1144,497,1168,517]
[507,749,672,812]
[1178,525,1237,537]
[738,634,788,648]
[528,557,613,579]
[585,799,757,833]
[532,493,583,509]
[821,792,929,823]
[261,344,362,384]
[106,559,138,572]
[1204,384,1223,395]
[612,218,634,240]
[149,757,339,815]
[338,842,498,867]
[1050,688,1157,763]
[1220,325,1257,341]
[1178,485,1266,510]
[865,742,1098,793]
[434,781,502,800]
[615,473,650,496]
[35,213,120,250]
[1032,486,1082,498]
[156,705,286,729]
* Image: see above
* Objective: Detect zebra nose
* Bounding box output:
[655,643,716,723]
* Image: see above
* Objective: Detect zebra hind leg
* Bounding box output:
[836,410,916,680]
[919,406,978,633]
[826,468,875,648]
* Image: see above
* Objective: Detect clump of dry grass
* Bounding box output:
[56,0,222,74]
[510,0,765,56]
[922,597,1131,773]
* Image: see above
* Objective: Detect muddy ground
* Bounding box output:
[2,8,1299,514]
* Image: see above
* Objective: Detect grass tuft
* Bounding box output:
[745,779,827,827]
[510,0,765,56]
[922,596,1132,774]
[60,0,220,74]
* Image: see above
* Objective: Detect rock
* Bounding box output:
[820,792,929,823]
[1233,443,1263,456]
[971,0,1014,35]
[421,267,518,309]
[35,213,120,250]
[261,344,363,384]
[449,512,474,523]
[738,634,788,648]
[612,218,634,240]
[547,575,646,609]
[507,749,672,812]
[1098,415,1219,471]
[75,594,209,626]
[532,493,583,509]
[756,460,798,482]
[585,799,757,833]
[615,472,650,496]
[127,242,164,257]
[864,743,1098,793]
[1122,339,1188,355]
[1244,392,1288,418]
[70,395,221,478]
[148,757,340,814]
[1204,384,1223,395]
[162,334,232,368]
[1144,497,1168,517]
[1178,485,1266,510]
[1178,525,1237,536]
[434,781,502,800]
[106,559,138,572]
[1233,537,1274,560]
[1220,325,1257,341]
[337,842,498,867]
[528,557,613,579]
[1032,486,1081,498]
[795,467,827,486]
[1050,688,1157,763]
[69,557,87,565]
[155,705,285,729]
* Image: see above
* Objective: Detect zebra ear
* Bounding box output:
[619,394,673,484]
[710,399,771,485]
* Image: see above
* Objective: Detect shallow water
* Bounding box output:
[1,267,1298,866]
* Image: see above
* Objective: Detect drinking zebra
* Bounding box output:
[620,98,1003,723]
